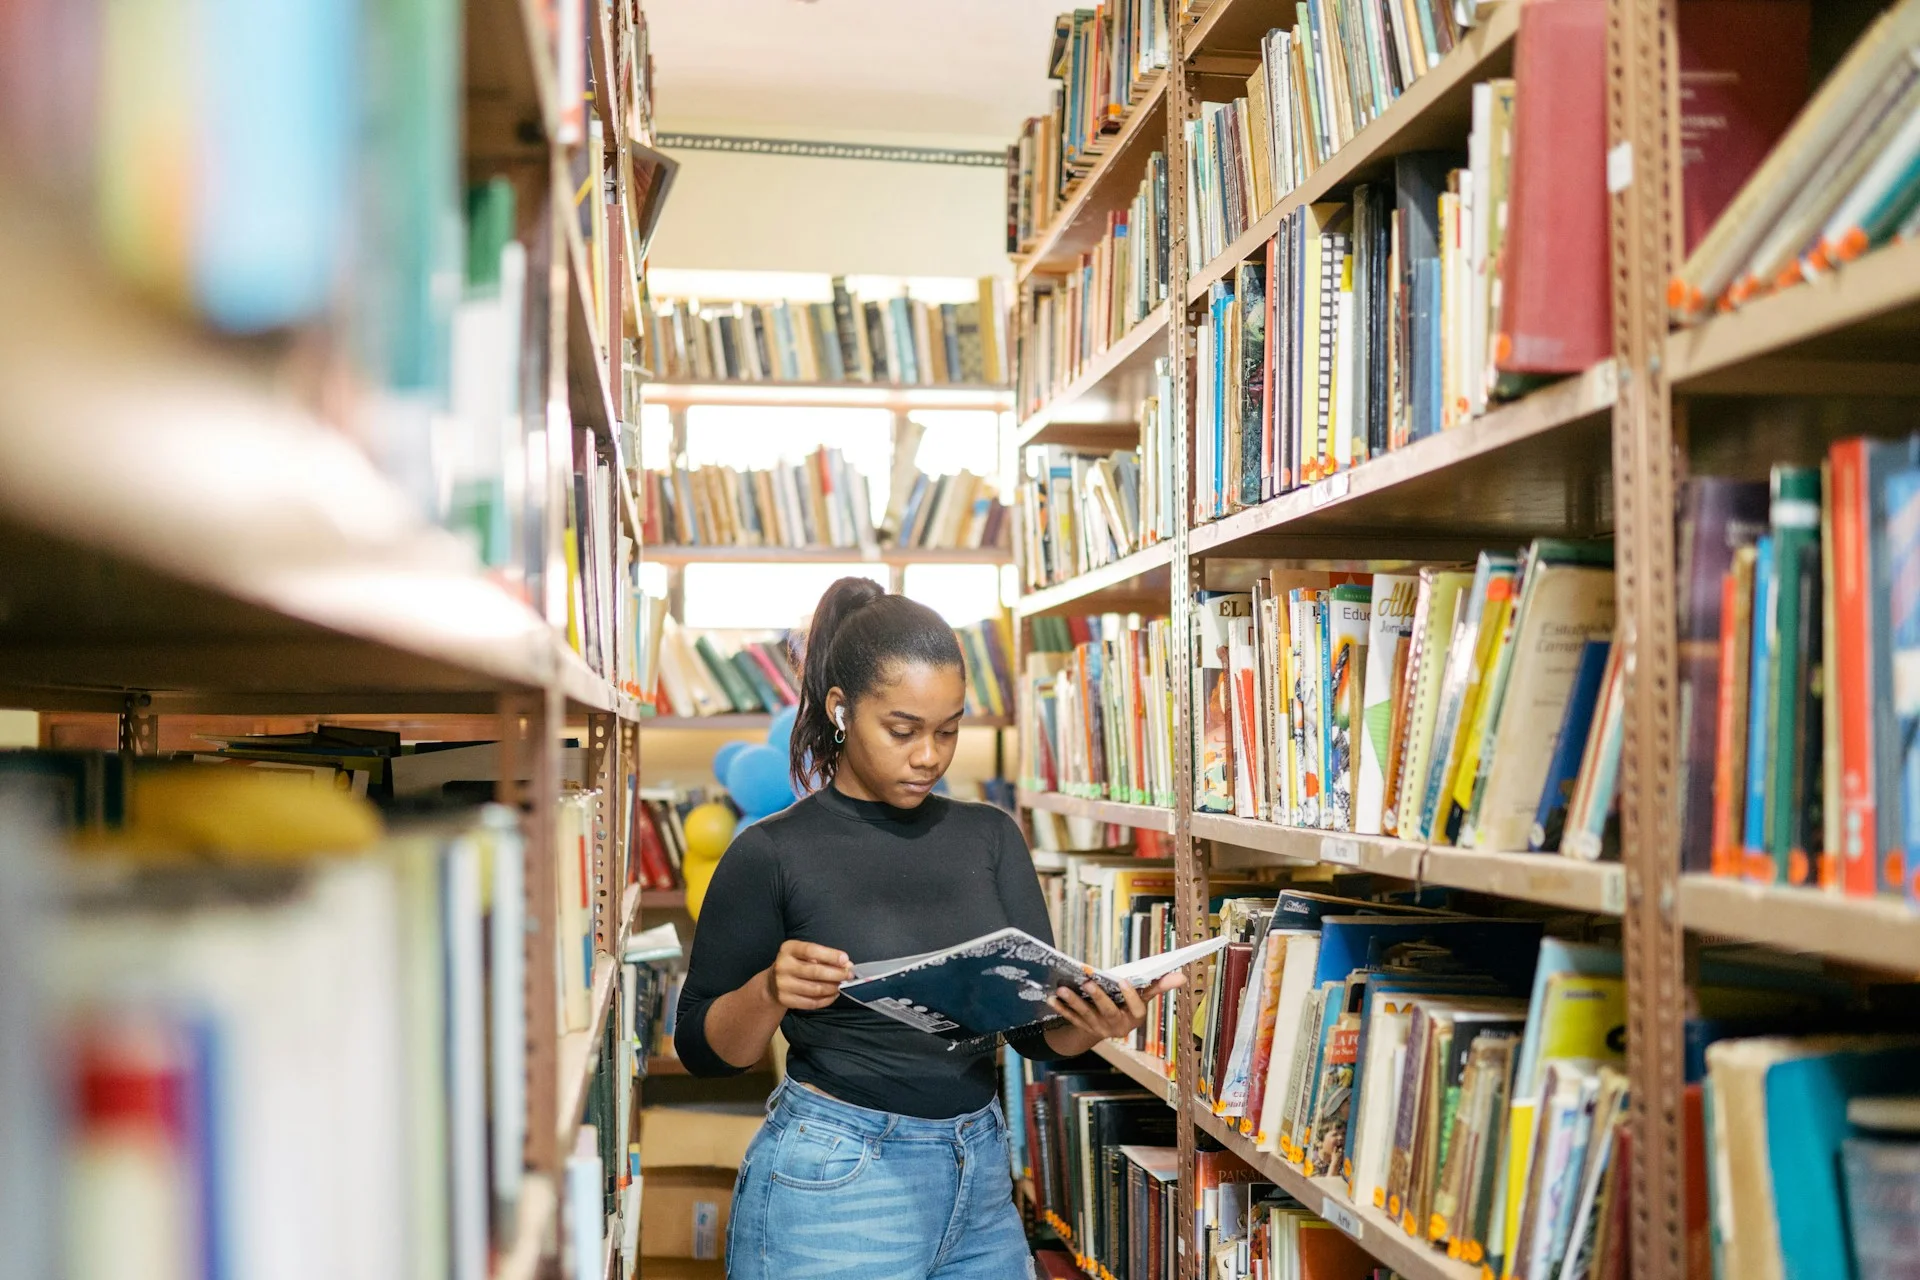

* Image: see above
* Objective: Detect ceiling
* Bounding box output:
[644,0,1070,146]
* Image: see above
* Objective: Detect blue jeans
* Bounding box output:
[726,1078,1032,1280]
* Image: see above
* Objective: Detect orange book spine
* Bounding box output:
[1830,438,1879,896]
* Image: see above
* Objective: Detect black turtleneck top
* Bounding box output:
[674,786,1065,1118]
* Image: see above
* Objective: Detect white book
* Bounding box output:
[1357,574,1419,834]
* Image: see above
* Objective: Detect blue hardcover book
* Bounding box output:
[1763,1039,1920,1280]
[1529,638,1611,852]
[888,297,919,384]
[1882,464,1920,901]
[1311,917,1542,991]
[1742,535,1777,878]
[839,928,1224,1049]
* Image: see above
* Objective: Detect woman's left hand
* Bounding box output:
[1047,970,1186,1043]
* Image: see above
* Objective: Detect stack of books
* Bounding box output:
[1185,0,1502,272]
[652,624,802,719]
[1033,854,1180,1061]
[643,277,1008,386]
[1006,2,1172,253]
[630,791,691,893]
[1193,542,1618,857]
[7,764,577,1276]
[641,458,1010,555]
[1190,885,1861,1279]
[1016,434,1168,591]
[1671,0,1913,323]
[1017,158,1170,420]
[649,618,1015,722]
[1678,448,1920,903]
[1020,615,1177,809]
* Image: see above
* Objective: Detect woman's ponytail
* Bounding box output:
[791,576,887,790]
[788,576,965,790]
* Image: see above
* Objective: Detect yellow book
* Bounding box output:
[1442,575,1518,841]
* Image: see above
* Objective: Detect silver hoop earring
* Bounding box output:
[833,727,846,744]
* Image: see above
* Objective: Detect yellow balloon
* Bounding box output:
[684,848,719,920]
[679,802,736,920]
[682,802,737,861]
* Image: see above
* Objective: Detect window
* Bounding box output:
[681,563,887,631]
[901,564,1010,626]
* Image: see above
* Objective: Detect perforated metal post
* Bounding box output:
[1607,0,1687,1275]
[117,691,157,756]
[1165,14,1205,1278]
[586,711,616,955]
[500,688,562,1180]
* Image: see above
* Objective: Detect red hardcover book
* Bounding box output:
[1208,942,1255,1102]
[1830,438,1879,896]
[633,806,674,890]
[1492,0,1611,376]
[1676,2,1811,256]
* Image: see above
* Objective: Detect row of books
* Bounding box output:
[1016,435,1167,590]
[1036,854,1180,1063]
[1672,0,1914,323]
[641,459,1010,554]
[1677,448,1920,902]
[651,616,1018,721]
[1017,156,1170,421]
[1192,20,1610,518]
[1021,614,1178,808]
[1192,881,1883,1280]
[6,765,538,1280]
[640,278,1009,386]
[1183,0,1494,275]
[630,791,694,893]
[1006,1,1173,253]
[1195,542,1619,857]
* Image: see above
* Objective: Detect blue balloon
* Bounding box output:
[712,740,750,784]
[766,704,798,752]
[724,744,797,818]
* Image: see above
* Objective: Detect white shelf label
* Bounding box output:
[1322,1195,1364,1241]
[1309,472,1351,507]
[1602,869,1627,914]
[1321,837,1361,867]
[1607,142,1634,194]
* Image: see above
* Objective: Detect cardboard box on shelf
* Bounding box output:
[640,1103,764,1261]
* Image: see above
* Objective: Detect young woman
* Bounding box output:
[676,577,1182,1280]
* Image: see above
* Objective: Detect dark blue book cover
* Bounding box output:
[840,927,1219,1049]
[1529,638,1611,853]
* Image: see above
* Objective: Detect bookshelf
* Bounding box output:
[0,0,666,1275]
[643,545,1012,567]
[645,379,1014,411]
[1003,3,1920,1279]
[1017,71,1173,283]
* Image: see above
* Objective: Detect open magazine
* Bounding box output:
[838,927,1226,1050]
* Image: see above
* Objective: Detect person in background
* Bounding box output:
[676,576,1182,1280]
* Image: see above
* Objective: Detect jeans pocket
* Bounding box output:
[767,1120,873,1190]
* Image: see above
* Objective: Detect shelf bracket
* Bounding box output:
[117,692,157,757]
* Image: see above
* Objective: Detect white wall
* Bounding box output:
[648,128,1010,279]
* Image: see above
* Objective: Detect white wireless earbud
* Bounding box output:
[834,707,846,731]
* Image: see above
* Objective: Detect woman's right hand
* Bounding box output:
[760,940,854,1011]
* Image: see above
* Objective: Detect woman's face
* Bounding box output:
[828,660,966,808]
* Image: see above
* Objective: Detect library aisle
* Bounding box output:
[6,2,1920,1280]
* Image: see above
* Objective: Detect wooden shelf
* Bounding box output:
[1015,303,1169,448]
[1019,788,1176,833]
[642,544,1012,567]
[1666,233,1920,395]
[644,1055,689,1076]
[639,888,687,909]
[1093,1039,1176,1102]
[1184,3,1520,305]
[1017,72,1171,283]
[644,379,1012,411]
[1186,361,1617,557]
[0,197,637,713]
[465,0,559,161]
[1014,541,1173,618]
[1190,1106,1482,1280]
[1193,812,1625,915]
[1678,876,1920,973]
[641,713,1012,730]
